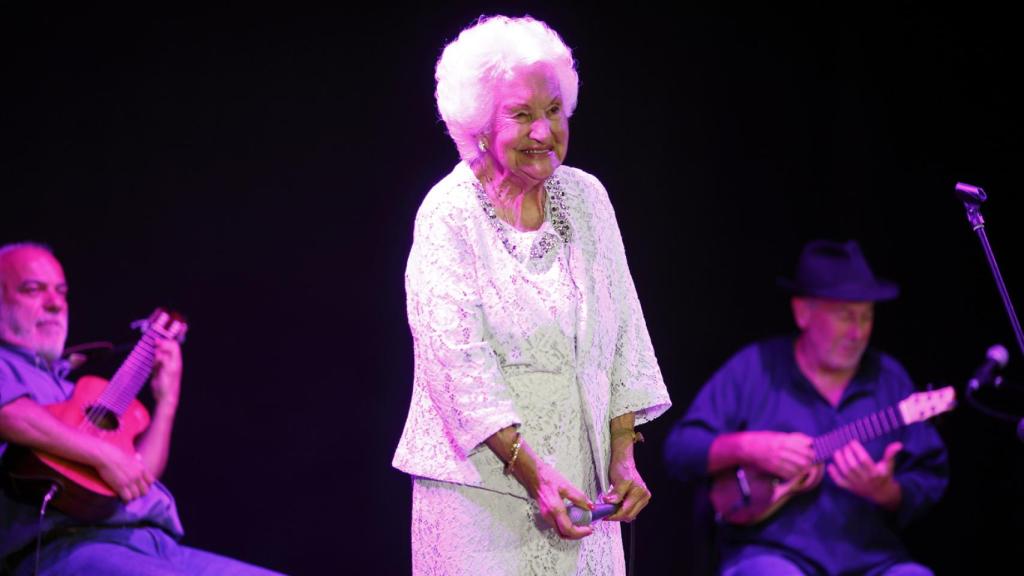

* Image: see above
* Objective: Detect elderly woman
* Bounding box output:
[392,15,671,575]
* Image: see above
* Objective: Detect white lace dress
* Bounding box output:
[394,163,671,575]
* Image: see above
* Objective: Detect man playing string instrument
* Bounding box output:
[664,240,948,576]
[0,242,282,576]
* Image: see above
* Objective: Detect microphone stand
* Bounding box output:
[955,182,1024,358]
[956,182,1024,440]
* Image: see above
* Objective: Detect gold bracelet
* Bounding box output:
[504,432,522,475]
[610,428,645,444]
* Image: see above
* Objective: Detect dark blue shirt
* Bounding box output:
[664,336,948,576]
[0,341,184,561]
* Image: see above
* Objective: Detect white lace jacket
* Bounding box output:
[393,162,671,492]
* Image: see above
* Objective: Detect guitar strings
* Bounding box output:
[77,312,183,431]
[810,405,905,464]
[80,331,160,429]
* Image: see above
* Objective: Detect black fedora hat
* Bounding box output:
[777,239,899,302]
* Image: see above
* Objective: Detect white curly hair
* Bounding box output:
[435,15,579,163]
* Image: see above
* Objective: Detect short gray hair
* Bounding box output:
[435,15,579,163]
[0,242,56,292]
[0,241,54,264]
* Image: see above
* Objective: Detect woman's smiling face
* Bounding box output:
[484,62,569,188]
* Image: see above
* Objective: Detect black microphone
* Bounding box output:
[968,344,1009,392]
[567,503,619,526]
[955,182,987,204]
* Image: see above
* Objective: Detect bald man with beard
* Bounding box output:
[0,242,283,576]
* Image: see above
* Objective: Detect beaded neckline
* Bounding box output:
[473,174,573,264]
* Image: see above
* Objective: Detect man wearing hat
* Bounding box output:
[664,240,948,575]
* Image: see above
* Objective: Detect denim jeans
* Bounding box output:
[13,526,284,576]
[722,554,934,576]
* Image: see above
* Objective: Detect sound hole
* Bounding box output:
[85,406,120,431]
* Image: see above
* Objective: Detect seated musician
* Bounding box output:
[0,242,283,576]
[664,239,948,576]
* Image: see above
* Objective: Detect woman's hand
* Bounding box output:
[486,426,594,540]
[603,453,651,522]
[530,459,595,540]
[605,413,651,522]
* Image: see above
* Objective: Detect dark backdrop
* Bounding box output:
[2,5,1021,574]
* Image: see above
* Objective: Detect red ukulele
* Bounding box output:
[3,308,187,521]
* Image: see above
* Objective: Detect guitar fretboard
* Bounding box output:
[811,405,906,463]
[95,330,161,417]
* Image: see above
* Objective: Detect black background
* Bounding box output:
[3,5,1022,574]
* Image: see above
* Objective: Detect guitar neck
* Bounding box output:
[94,331,161,417]
[810,405,905,464]
[809,385,954,463]
[91,309,187,417]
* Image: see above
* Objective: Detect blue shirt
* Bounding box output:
[0,341,184,561]
[664,336,948,576]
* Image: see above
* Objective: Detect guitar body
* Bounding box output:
[710,466,822,526]
[4,375,150,522]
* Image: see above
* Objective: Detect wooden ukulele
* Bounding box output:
[2,308,187,522]
[710,385,955,526]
